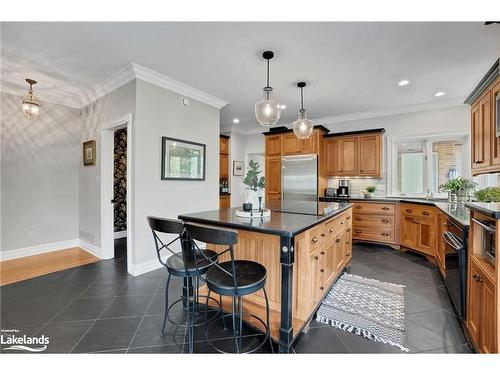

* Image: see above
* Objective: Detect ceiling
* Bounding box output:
[1,22,499,133]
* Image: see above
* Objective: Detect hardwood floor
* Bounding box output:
[0,247,99,286]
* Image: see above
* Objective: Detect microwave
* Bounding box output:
[472,218,496,265]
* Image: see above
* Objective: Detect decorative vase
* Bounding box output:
[245,189,260,209]
[364,192,375,199]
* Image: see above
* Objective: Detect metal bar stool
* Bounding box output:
[147,216,224,353]
[185,222,273,354]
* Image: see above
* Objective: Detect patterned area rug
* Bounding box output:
[316,273,409,352]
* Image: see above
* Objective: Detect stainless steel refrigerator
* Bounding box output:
[281,154,318,214]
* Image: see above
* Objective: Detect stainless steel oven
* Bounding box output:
[472,217,496,265]
[443,219,468,320]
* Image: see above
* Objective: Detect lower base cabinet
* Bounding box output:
[400,204,436,257]
[467,257,497,353]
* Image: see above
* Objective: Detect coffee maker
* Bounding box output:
[336,179,350,197]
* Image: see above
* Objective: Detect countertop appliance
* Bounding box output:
[325,187,336,197]
[442,217,468,320]
[337,179,350,197]
[281,154,318,214]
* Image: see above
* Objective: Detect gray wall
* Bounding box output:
[1,92,80,251]
[79,80,136,248]
[132,80,219,266]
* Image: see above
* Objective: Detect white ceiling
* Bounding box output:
[1,22,499,133]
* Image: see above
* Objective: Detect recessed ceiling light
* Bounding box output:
[398,80,410,86]
[232,118,240,124]
[280,104,286,109]
[434,91,446,97]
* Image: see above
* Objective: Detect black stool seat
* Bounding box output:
[166,249,218,277]
[206,260,267,296]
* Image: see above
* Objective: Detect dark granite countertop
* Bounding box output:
[320,195,471,227]
[179,202,353,237]
[465,202,500,219]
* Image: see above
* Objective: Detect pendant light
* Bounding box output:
[292,82,314,139]
[22,79,41,119]
[255,51,282,127]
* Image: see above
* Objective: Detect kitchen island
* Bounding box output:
[178,202,353,352]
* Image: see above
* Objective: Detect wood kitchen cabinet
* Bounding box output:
[400,204,436,258]
[219,153,228,178]
[467,257,497,353]
[466,61,500,176]
[352,201,398,248]
[282,130,319,155]
[265,134,282,156]
[323,129,383,178]
[219,195,230,208]
[265,156,281,208]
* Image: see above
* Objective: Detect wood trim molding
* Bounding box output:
[0,239,79,261]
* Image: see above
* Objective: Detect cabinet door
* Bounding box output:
[324,139,338,176]
[334,234,345,273]
[265,135,282,157]
[219,195,230,209]
[472,95,491,169]
[359,135,381,176]
[491,83,500,166]
[436,212,447,277]
[300,132,317,154]
[467,261,482,347]
[265,156,281,205]
[338,137,358,175]
[479,274,497,353]
[220,137,229,155]
[309,249,322,311]
[219,153,228,178]
[417,219,436,256]
[401,216,419,249]
[323,242,336,286]
[282,133,300,155]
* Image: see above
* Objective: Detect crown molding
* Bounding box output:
[131,63,228,109]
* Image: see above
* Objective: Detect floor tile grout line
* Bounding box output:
[125,277,163,353]
[32,281,98,337]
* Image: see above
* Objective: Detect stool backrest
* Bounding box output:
[184,222,239,291]
[147,216,187,270]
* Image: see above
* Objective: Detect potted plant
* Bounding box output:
[439,177,477,202]
[474,187,500,202]
[243,160,266,210]
[362,185,377,199]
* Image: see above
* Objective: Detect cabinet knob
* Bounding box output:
[312,237,319,244]
[406,209,413,213]
[381,232,389,237]
[355,205,362,209]
[423,211,430,216]
[347,215,351,219]
[320,269,325,273]
[320,251,325,255]
[335,238,341,243]
[346,228,351,232]
[321,233,326,237]
[314,256,319,260]
[329,228,334,233]
[381,219,390,223]
[354,229,362,234]
[355,217,362,221]
[341,221,345,225]
[360,169,364,172]
[382,207,390,211]
[320,287,324,291]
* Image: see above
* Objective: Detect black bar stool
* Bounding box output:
[147,216,223,353]
[185,222,273,353]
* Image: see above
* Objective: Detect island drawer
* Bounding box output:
[352,214,395,230]
[306,223,325,252]
[401,204,435,220]
[352,201,396,215]
[352,226,395,243]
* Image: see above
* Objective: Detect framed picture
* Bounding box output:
[83,140,96,166]
[161,137,206,180]
[233,160,244,176]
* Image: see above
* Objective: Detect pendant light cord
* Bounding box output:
[265,58,270,100]
[300,86,304,111]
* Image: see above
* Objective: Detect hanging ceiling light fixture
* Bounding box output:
[255,50,282,127]
[292,82,314,139]
[22,79,41,119]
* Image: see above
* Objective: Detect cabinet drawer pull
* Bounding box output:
[320,287,324,291]
[347,215,351,219]
[423,211,430,216]
[335,238,341,243]
[381,207,390,211]
[341,220,345,225]
[346,228,351,232]
[312,237,319,244]
[321,233,326,237]
[354,229,362,234]
[320,251,325,255]
[381,219,390,224]
[406,209,413,213]
[381,232,389,237]
[329,227,334,233]
[314,256,319,260]
[355,217,362,221]
[320,269,324,273]
[355,205,362,209]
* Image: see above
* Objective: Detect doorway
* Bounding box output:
[100,114,133,274]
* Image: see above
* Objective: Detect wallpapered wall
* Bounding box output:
[113,128,127,232]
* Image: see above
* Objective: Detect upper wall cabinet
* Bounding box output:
[282,131,319,155]
[323,130,384,178]
[465,59,500,176]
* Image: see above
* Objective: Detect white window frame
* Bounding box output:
[387,131,470,198]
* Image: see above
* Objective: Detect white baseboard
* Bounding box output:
[78,239,101,258]
[114,230,127,239]
[0,239,80,261]
[129,254,170,277]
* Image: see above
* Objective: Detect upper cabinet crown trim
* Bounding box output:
[262,125,330,135]
[324,128,385,138]
[464,58,499,105]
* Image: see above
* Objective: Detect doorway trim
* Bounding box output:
[100,113,134,274]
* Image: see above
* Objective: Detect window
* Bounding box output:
[390,135,467,197]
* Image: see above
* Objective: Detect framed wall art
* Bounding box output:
[83,140,96,166]
[161,137,206,181]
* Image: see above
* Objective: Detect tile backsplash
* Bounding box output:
[326,177,387,197]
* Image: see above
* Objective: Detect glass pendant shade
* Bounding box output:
[21,79,40,119]
[255,97,282,127]
[293,110,314,139]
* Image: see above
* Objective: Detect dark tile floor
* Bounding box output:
[0,243,473,354]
